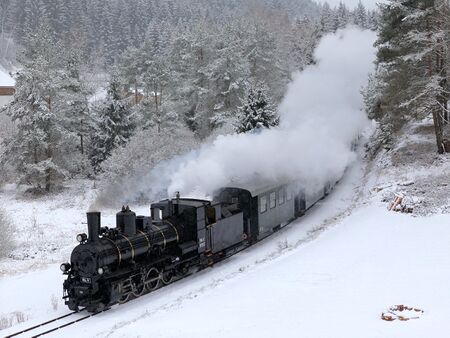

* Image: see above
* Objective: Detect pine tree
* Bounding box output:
[245,22,286,99]
[367,10,379,31]
[290,17,321,71]
[335,2,350,30]
[235,84,280,134]
[208,23,250,130]
[1,23,67,192]
[353,1,367,29]
[373,0,450,153]
[58,46,92,159]
[320,2,335,33]
[89,72,136,172]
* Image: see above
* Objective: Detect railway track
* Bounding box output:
[3,308,109,338]
[2,243,249,338]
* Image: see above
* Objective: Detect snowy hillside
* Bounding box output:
[1,120,450,337]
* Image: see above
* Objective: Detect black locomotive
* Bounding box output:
[61,181,333,312]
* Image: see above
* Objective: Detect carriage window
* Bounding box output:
[286,189,292,201]
[278,188,285,205]
[260,195,267,213]
[232,197,239,204]
[270,192,276,209]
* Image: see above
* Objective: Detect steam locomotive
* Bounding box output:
[61,181,333,312]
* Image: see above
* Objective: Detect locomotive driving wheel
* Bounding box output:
[161,270,174,285]
[118,280,132,304]
[144,267,161,291]
[131,274,145,297]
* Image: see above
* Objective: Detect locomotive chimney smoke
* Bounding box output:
[90,28,377,205]
[87,211,101,242]
[88,202,101,212]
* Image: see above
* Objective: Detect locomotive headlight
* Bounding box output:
[76,233,87,243]
[97,267,104,275]
[60,263,71,272]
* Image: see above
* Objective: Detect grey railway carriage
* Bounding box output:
[215,181,329,242]
[61,180,334,312]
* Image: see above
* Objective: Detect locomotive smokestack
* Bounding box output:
[87,211,101,242]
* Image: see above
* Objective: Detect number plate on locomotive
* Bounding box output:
[81,277,91,284]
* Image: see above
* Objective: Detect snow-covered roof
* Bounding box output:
[220,180,291,197]
[0,69,14,87]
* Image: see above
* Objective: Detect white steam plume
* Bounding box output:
[166,27,377,198]
[96,27,377,206]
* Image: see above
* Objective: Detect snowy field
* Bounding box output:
[1,120,450,337]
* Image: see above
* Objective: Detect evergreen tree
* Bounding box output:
[372,0,449,153]
[320,2,335,33]
[353,1,367,29]
[1,24,67,192]
[335,2,350,30]
[367,10,379,31]
[89,72,136,172]
[59,47,92,159]
[235,84,280,134]
[245,22,286,99]
[208,23,250,130]
[290,17,321,71]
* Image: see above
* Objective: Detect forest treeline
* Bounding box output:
[0,0,377,194]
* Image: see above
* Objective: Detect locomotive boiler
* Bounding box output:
[61,197,244,312]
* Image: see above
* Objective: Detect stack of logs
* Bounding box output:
[388,194,413,213]
[381,305,424,321]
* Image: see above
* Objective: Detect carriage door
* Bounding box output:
[295,190,306,217]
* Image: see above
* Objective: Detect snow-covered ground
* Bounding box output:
[1,119,449,337]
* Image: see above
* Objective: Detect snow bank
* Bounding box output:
[0,69,14,87]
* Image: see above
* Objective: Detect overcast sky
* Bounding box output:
[318,0,382,10]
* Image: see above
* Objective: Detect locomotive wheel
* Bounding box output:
[144,267,161,291]
[131,275,145,297]
[118,293,130,304]
[118,280,131,304]
[161,270,174,285]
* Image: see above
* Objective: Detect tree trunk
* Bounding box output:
[431,109,445,153]
[45,97,53,192]
[135,79,138,105]
[80,119,84,155]
[427,16,446,154]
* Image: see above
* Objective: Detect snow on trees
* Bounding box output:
[353,1,368,29]
[1,24,68,193]
[320,3,336,33]
[89,72,135,173]
[235,84,280,134]
[371,0,450,153]
[95,126,199,206]
[335,2,351,30]
[0,0,379,193]
[290,17,321,71]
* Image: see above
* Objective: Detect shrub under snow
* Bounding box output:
[0,207,14,258]
[94,126,199,207]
